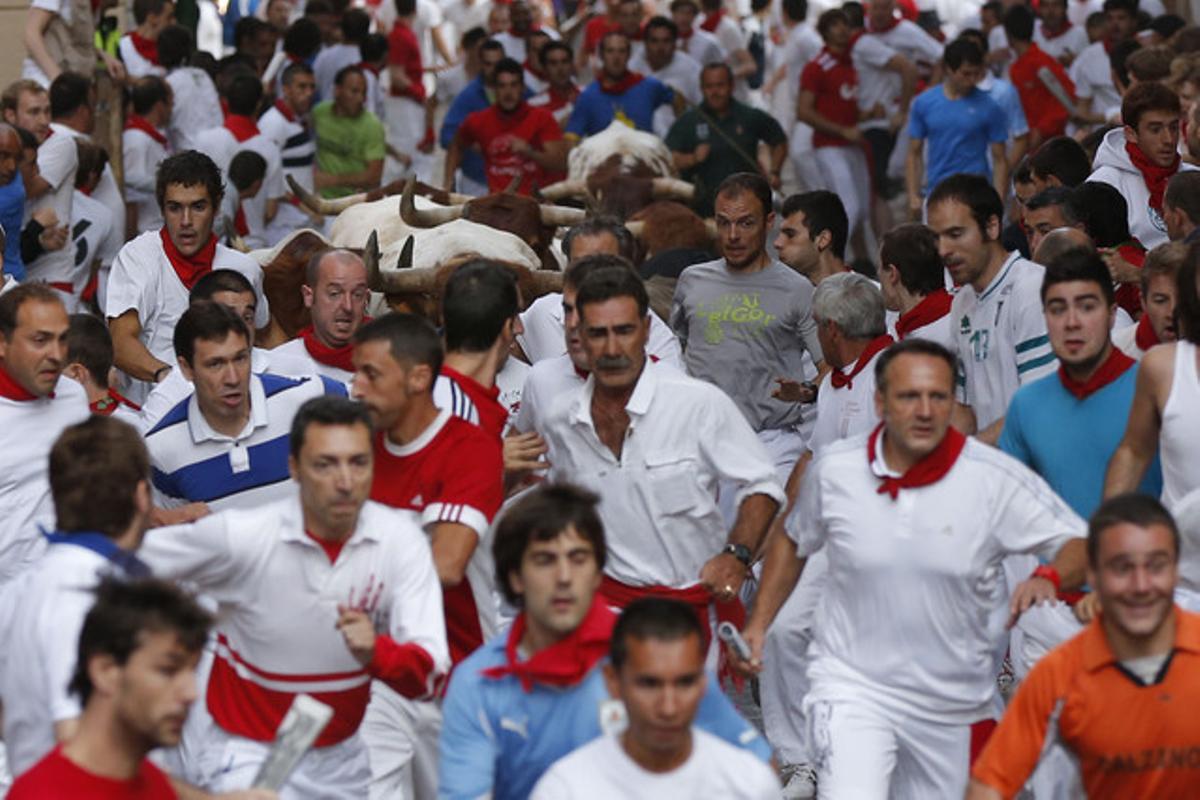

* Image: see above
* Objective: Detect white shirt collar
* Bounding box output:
[869,429,903,479]
[276,492,386,548]
[383,409,452,457]
[186,373,269,444]
[569,357,659,431]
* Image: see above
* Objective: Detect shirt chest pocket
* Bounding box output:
[642,453,704,516]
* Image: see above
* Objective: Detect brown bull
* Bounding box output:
[540,154,696,220]
[259,230,334,339]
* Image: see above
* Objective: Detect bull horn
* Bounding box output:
[705,219,719,239]
[624,220,646,239]
[538,179,588,202]
[364,230,384,292]
[650,177,696,202]
[539,204,588,227]
[367,234,439,292]
[223,217,249,252]
[401,176,465,227]
[527,269,565,296]
[287,174,366,215]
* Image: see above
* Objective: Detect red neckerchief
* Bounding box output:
[233,203,249,236]
[1102,37,1116,54]
[894,289,953,339]
[1040,20,1073,39]
[679,24,695,42]
[300,325,357,372]
[867,13,901,33]
[1125,141,1178,211]
[1057,346,1135,400]
[273,98,297,123]
[597,70,645,94]
[129,31,159,64]
[224,114,260,143]
[867,422,967,500]
[700,8,724,32]
[1135,313,1160,351]
[357,61,381,77]
[523,59,547,81]
[90,387,142,415]
[0,362,41,401]
[481,597,615,691]
[544,84,580,110]
[159,227,217,291]
[830,334,893,389]
[124,114,168,147]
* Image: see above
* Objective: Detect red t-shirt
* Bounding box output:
[387,21,426,102]
[458,102,563,195]
[1009,42,1075,140]
[9,747,176,799]
[370,413,504,664]
[440,365,510,440]
[799,47,859,148]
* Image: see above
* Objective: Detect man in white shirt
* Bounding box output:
[117,0,175,78]
[0,416,153,779]
[670,0,724,68]
[928,173,1056,445]
[314,8,370,102]
[123,76,173,235]
[630,16,702,106]
[271,249,370,386]
[69,141,120,311]
[0,283,88,587]
[107,150,270,404]
[531,597,780,799]
[22,0,124,87]
[1034,0,1090,67]
[543,265,783,650]
[159,24,223,152]
[1070,0,1138,128]
[735,337,1088,798]
[139,396,450,797]
[145,301,345,514]
[879,222,955,347]
[698,0,754,100]
[258,61,319,239]
[25,73,83,310]
[519,219,681,366]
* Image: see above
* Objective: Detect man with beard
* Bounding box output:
[970,495,1200,799]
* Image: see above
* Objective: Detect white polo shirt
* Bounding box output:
[1033,23,1089,65]
[165,66,224,152]
[122,125,169,234]
[145,373,345,512]
[531,729,780,800]
[806,346,885,456]
[0,535,145,777]
[118,33,165,78]
[0,376,89,586]
[787,431,1085,723]
[542,360,784,587]
[105,230,271,393]
[679,28,724,68]
[513,353,583,437]
[518,292,683,368]
[25,124,78,288]
[138,495,450,745]
[496,353,528,431]
[950,253,1055,430]
[1070,40,1121,124]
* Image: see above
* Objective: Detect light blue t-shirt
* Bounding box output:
[981,76,1029,141]
[909,85,1008,194]
[999,363,1162,519]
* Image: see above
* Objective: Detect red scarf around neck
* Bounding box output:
[358,61,382,78]
[699,8,724,32]
[91,387,141,415]
[1057,346,1134,400]
[273,98,297,123]
[129,31,159,64]
[524,59,547,81]
[225,114,260,143]
[124,114,168,147]
[830,334,893,389]
[159,227,217,291]
[867,422,967,500]
[867,13,901,34]
[597,70,645,95]
[894,289,953,339]
[300,325,357,372]
[1135,313,1160,351]
[481,597,615,692]
[1124,141,1178,211]
[233,204,249,236]
[1040,20,1072,39]
[0,362,40,401]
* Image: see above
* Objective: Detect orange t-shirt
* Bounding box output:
[973,607,1200,799]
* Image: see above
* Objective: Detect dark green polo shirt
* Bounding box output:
[665,99,787,216]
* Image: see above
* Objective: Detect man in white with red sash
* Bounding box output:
[272,250,370,387]
[735,337,1088,798]
[117,0,174,78]
[879,223,954,348]
[122,76,172,235]
[541,266,783,667]
[107,151,270,403]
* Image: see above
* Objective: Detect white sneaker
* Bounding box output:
[781,764,817,799]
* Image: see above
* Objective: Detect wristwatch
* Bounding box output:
[721,543,752,568]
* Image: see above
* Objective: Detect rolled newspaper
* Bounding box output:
[716,621,753,662]
[251,694,334,790]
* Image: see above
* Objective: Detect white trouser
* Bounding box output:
[383,95,433,184]
[813,146,871,241]
[207,731,370,799]
[788,121,826,194]
[361,682,441,800]
[759,549,828,766]
[805,694,973,799]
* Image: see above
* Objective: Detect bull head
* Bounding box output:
[401,177,586,230]
[539,177,695,209]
